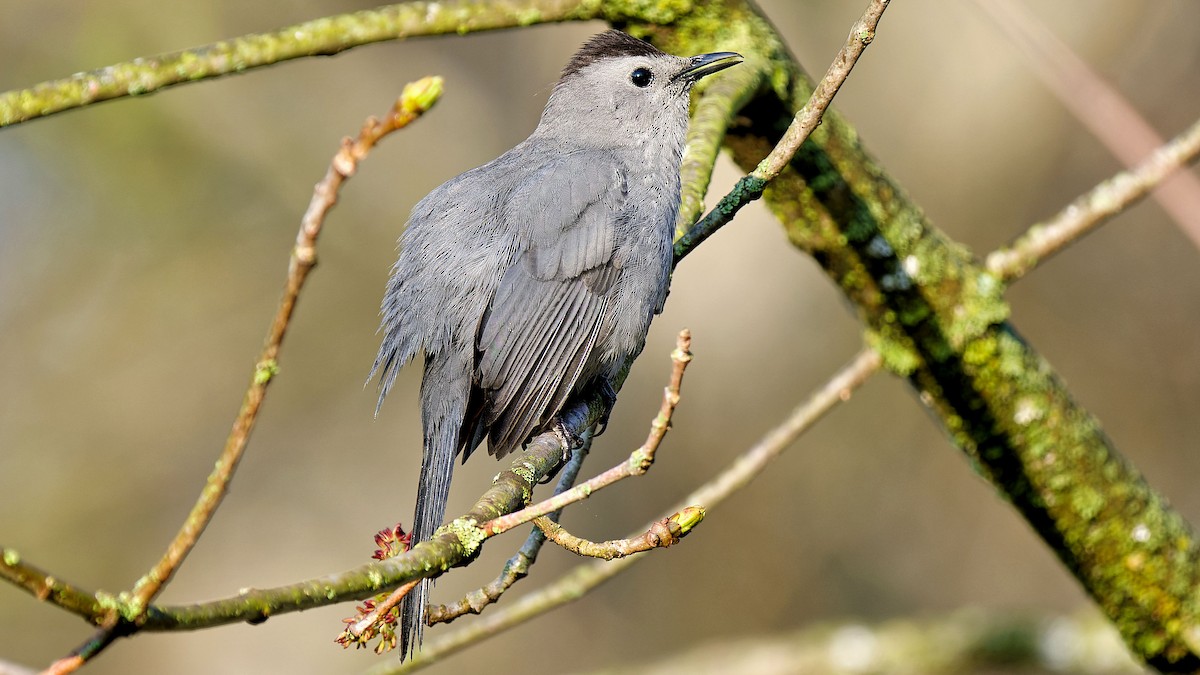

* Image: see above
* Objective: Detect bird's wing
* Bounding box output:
[476,153,624,459]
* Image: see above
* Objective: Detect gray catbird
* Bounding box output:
[371,30,741,657]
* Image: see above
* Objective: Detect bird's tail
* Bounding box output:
[400,353,469,660]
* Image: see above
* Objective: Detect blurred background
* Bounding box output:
[3,1,1200,672]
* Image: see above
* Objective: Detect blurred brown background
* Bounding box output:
[3,1,1199,672]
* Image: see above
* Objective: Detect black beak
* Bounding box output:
[674,51,743,82]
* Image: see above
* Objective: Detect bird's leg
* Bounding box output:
[592,378,618,437]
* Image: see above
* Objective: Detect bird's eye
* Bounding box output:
[630,68,653,88]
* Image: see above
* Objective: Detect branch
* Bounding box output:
[141,385,610,632]
[710,1,1200,667]
[0,0,591,127]
[382,349,882,673]
[986,114,1200,282]
[0,547,103,623]
[673,0,892,260]
[533,507,704,560]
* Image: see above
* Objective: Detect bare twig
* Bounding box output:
[533,507,705,560]
[674,0,891,259]
[986,115,1200,281]
[42,623,121,675]
[0,547,102,622]
[976,0,1200,252]
[481,329,692,539]
[381,348,882,674]
[342,579,420,645]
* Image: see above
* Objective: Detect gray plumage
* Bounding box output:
[370,30,741,658]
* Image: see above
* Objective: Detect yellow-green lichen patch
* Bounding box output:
[1070,486,1105,521]
[446,517,486,557]
[864,328,919,376]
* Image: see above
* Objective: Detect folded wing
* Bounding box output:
[476,154,625,458]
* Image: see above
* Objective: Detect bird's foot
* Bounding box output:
[592,379,618,437]
[552,419,583,463]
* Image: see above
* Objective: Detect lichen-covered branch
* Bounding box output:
[142,394,605,632]
[137,389,602,634]
[653,3,1200,669]
[0,0,595,127]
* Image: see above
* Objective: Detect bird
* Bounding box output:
[370,29,741,658]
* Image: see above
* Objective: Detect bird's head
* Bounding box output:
[536,30,742,146]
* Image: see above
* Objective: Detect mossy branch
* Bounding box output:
[142,393,606,632]
[656,2,1200,669]
[0,0,594,127]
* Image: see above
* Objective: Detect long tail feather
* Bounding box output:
[400,352,469,660]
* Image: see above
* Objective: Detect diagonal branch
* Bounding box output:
[0,0,591,127]
[138,378,610,632]
[986,114,1200,282]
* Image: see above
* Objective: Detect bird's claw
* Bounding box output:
[593,379,618,437]
[553,420,582,463]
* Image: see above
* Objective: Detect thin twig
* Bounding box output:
[345,580,420,643]
[129,76,443,613]
[427,434,592,625]
[986,115,1200,282]
[533,506,704,560]
[481,329,692,539]
[0,547,102,622]
[674,0,891,259]
[380,349,882,674]
[42,622,121,675]
[976,0,1200,252]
